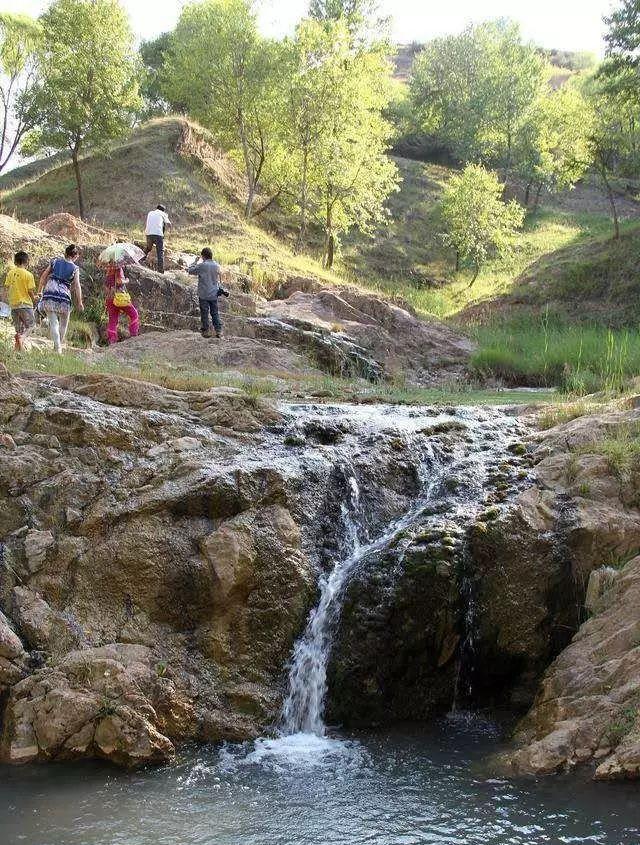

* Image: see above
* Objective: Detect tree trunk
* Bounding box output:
[600,163,620,240]
[71,142,85,221]
[238,115,255,219]
[323,230,335,269]
[533,182,543,211]
[455,249,460,272]
[295,148,309,254]
[245,181,256,219]
[468,261,480,288]
[524,181,532,207]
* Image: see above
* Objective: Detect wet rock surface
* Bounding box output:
[492,408,640,779]
[2,356,640,778]
[1,370,477,767]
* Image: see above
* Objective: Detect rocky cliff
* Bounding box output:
[0,365,477,767]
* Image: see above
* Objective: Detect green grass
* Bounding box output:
[468,313,640,392]
[352,209,636,321]
[0,340,557,407]
[574,421,640,482]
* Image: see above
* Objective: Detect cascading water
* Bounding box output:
[276,405,528,740]
[280,453,438,736]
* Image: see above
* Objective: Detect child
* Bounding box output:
[3,251,36,351]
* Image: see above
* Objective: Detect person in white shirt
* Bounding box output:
[142,204,171,274]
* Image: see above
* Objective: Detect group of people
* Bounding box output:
[3,245,84,353]
[2,203,229,352]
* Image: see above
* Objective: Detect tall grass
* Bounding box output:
[470,314,640,392]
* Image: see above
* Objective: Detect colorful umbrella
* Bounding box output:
[99,242,145,267]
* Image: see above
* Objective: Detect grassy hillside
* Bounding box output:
[4,115,640,394]
[0,118,344,291]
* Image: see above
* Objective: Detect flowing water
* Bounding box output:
[2,722,640,845]
[2,404,639,844]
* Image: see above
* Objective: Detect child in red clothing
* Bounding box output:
[104,263,139,344]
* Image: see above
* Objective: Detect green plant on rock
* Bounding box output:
[605,703,639,746]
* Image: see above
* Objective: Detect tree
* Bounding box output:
[604,0,640,70]
[409,20,545,167]
[309,0,377,32]
[0,13,42,173]
[280,18,398,267]
[515,85,594,208]
[163,0,285,219]
[139,32,174,118]
[583,74,640,239]
[26,0,140,220]
[441,164,525,284]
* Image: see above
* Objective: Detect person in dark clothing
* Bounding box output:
[187,247,229,338]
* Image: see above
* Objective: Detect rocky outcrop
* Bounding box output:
[0,369,454,767]
[2,645,177,767]
[499,556,640,780]
[264,287,474,383]
[488,407,640,779]
[91,265,472,385]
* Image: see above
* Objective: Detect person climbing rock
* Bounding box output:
[2,251,37,351]
[104,262,140,344]
[142,204,171,274]
[38,244,84,354]
[186,247,229,338]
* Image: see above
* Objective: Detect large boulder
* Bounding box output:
[1,645,176,767]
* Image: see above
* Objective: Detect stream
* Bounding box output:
[2,721,640,845]
[2,403,639,844]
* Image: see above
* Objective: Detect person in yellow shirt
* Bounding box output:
[3,251,37,351]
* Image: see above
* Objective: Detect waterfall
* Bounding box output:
[281,451,437,736]
[277,406,526,739]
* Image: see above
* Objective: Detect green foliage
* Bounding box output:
[25,0,141,219]
[440,164,524,282]
[308,0,381,41]
[575,422,640,481]
[139,32,174,117]
[409,20,546,165]
[515,84,594,201]
[471,315,640,391]
[162,0,284,218]
[605,705,638,745]
[279,18,398,266]
[604,0,640,74]
[0,12,43,172]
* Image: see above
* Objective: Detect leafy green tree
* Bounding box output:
[515,85,594,207]
[409,20,545,166]
[0,13,42,173]
[139,32,174,117]
[26,0,140,220]
[163,0,285,219]
[604,0,640,70]
[280,18,398,267]
[583,74,640,239]
[440,164,525,284]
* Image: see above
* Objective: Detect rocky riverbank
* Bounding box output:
[1,350,640,780]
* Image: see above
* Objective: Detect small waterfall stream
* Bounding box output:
[280,455,438,736]
[276,405,528,740]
